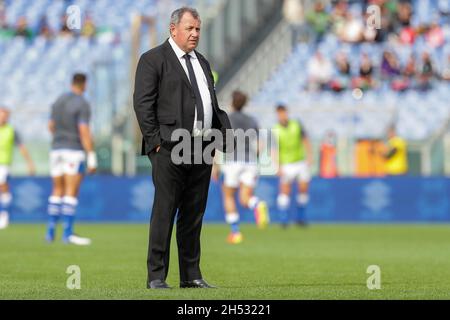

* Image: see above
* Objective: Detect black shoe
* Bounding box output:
[148,279,171,289]
[180,279,217,289]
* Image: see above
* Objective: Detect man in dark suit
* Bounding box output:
[133,7,232,289]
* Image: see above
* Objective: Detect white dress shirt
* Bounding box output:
[169,37,213,136]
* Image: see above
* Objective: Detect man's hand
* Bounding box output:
[87,151,98,174]
[156,145,161,153]
[211,165,220,182]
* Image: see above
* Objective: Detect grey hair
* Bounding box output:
[170,7,200,25]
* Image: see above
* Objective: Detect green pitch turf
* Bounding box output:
[1,224,449,299]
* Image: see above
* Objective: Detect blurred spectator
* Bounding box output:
[307,51,333,91]
[283,0,305,43]
[37,17,53,39]
[398,25,416,45]
[305,1,330,43]
[0,5,13,39]
[60,14,74,37]
[81,15,96,38]
[425,22,444,48]
[396,1,412,28]
[392,53,417,90]
[381,51,401,79]
[329,51,351,92]
[330,0,348,37]
[417,52,435,91]
[15,16,33,40]
[283,0,304,25]
[338,12,364,43]
[390,52,419,92]
[403,54,416,78]
[353,53,375,90]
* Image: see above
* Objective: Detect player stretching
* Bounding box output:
[272,105,313,228]
[212,91,269,245]
[0,107,35,229]
[46,74,97,245]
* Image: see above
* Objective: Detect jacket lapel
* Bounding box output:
[163,40,192,89]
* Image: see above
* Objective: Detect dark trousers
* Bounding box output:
[147,143,213,283]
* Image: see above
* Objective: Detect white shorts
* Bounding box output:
[222,162,259,188]
[280,161,311,184]
[50,150,86,177]
[0,165,10,184]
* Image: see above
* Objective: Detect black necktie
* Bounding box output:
[183,54,204,125]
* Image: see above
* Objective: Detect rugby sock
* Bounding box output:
[0,193,12,228]
[296,193,309,222]
[277,194,291,225]
[225,212,240,234]
[62,196,78,240]
[46,196,62,241]
[0,192,12,213]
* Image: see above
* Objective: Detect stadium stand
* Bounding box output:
[251,0,450,143]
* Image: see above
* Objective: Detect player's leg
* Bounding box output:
[296,161,311,226]
[61,151,90,245]
[46,151,64,241]
[46,176,64,242]
[296,181,309,226]
[277,181,292,228]
[239,165,269,229]
[0,167,12,230]
[222,163,243,244]
[277,163,296,228]
[223,185,242,244]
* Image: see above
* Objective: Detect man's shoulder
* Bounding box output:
[58,92,71,100]
[140,42,168,61]
[392,136,407,146]
[244,112,258,126]
[60,94,89,110]
[53,92,71,105]
[231,111,258,127]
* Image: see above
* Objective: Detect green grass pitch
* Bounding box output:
[1,224,449,299]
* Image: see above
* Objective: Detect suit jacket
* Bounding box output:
[133,39,232,156]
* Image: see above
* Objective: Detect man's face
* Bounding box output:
[0,110,9,126]
[171,12,201,53]
[277,110,289,125]
[72,83,87,94]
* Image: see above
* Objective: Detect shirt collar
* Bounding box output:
[169,37,197,60]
